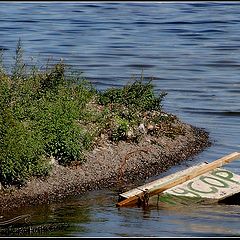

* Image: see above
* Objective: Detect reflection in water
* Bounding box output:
[2,189,240,237]
[156,204,240,237]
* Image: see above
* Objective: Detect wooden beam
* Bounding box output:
[116,152,240,207]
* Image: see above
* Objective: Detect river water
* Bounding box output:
[0,2,240,237]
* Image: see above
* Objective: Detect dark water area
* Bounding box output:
[0,2,240,237]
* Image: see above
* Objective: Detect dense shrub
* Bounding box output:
[98,78,167,112]
[0,40,97,185]
[0,40,167,186]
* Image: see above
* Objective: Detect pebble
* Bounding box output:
[147,124,154,131]
[138,123,146,133]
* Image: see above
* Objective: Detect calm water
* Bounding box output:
[0,2,240,237]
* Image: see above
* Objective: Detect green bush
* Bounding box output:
[34,88,94,166]
[0,40,97,185]
[0,109,50,186]
[97,77,167,141]
[0,40,168,186]
[98,78,167,112]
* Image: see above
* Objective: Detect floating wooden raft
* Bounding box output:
[116,152,240,207]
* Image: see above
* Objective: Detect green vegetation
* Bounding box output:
[0,40,181,187]
[97,75,168,142]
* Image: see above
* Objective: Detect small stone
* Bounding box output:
[147,124,154,131]
[138,123,146,133]
[50,156,58,166]
[127,129,134,138]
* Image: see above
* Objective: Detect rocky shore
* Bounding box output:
[0,119,211,213]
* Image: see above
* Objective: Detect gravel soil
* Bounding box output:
[0,119,211,213]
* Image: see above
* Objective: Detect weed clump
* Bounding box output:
[97,77,168,142]
[0,40,177,187]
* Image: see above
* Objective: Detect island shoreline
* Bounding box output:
[0,120,211,213]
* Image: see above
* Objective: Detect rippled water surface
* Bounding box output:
[0,2,240,237]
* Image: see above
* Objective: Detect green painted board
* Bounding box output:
[154,167,240,205]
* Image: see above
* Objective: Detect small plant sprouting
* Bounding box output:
[11,38,26,79]
[0,50,6,76]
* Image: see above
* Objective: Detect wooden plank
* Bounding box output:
[119,163,208,199]
[116,152,240,207]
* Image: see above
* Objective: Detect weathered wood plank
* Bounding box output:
[119,163,208,199]
[116,152,240,207]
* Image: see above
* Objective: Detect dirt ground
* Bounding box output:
[0,119,211,213]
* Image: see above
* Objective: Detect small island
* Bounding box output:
[0,41,211,212]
